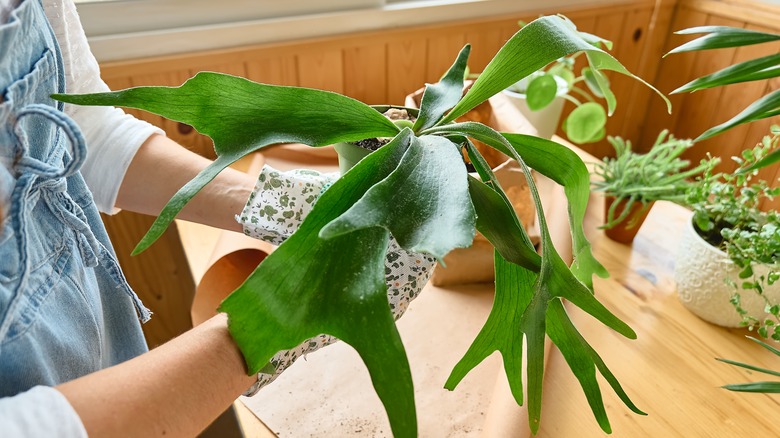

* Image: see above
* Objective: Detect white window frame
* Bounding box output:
[76,0,385,37]
[79,0,611,62]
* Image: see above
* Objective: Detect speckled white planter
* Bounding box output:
[675,217,780,327]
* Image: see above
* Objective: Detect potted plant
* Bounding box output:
[502,17,614,144]
[675,130,780,330]
[590,130,717,244]
[668,26,780,336]
[56,15,669,436]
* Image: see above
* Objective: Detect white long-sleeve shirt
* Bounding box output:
[1,1,163,435]
[6,0,163,214]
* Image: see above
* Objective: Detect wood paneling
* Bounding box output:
[425,33,468,84]
[387,38,428,103]
[620,0,679,147]
[297,49,344,93]
[99,0,663,160]
[343,43,388,104]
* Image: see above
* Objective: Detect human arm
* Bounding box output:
[45,0,255,225]
[56,314,255,438]
[115,133,255,233]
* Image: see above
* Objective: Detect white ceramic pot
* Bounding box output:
[501,75,568,140]
[675,217,780,327]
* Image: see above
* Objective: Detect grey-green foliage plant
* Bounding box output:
[591,130,718,229]
[686,129,780,339]
[505,17,615,144]
[668,25,780,171]
[55,15,670,436]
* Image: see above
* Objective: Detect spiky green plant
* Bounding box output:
[668,26,780,171]
[592,130,718,229]
[719,336,780,393]
[56,15,669,436]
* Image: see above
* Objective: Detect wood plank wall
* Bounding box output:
[99,0,663,161]
[640,0,780,210]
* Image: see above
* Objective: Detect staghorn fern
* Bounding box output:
[55,15,670,436]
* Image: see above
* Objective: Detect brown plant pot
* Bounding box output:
[603,196,654,244]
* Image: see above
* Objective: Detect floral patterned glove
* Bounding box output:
[237,165,436,396]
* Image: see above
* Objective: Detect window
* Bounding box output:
[76,0,384,37]
[80,0,607,62]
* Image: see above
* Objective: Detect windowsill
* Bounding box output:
[84,0,610,63]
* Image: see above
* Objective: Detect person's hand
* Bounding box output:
[236,165,436,395]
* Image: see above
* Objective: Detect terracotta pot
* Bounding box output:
[675,217,780,327]
[603,196,653,244]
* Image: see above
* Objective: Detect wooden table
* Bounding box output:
[535,196,780,437]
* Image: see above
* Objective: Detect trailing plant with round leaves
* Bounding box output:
[55,15,670,436]
[591,130,718,229]
[686,129,780,338]
[505,17,615,144]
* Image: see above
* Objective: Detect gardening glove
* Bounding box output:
[236,165,436,396]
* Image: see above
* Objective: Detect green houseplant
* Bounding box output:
[667,25,780,168]
[668,25,780,333]
[591,130,717,243]
[56,16,669,436]
[502,18,614,144]
[667,25,780,393]
[718,336,780,393]
[677,130,780,332]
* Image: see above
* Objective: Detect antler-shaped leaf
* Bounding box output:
[442,15,670,123]
[54,74,399,253]
[446,252,536,412]
[220,131,417,437]
[545,299,646,433]
[501,133,608,286]
[413,45,471,131]
[320,135,475,261]
[466,174,541,271]
[424,123,607,287]
[431,122,637,433]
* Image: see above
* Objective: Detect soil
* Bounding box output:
[353,138,390,152]
[352,107,479,173]
[353,108,415,152]
[693,221,726,248]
